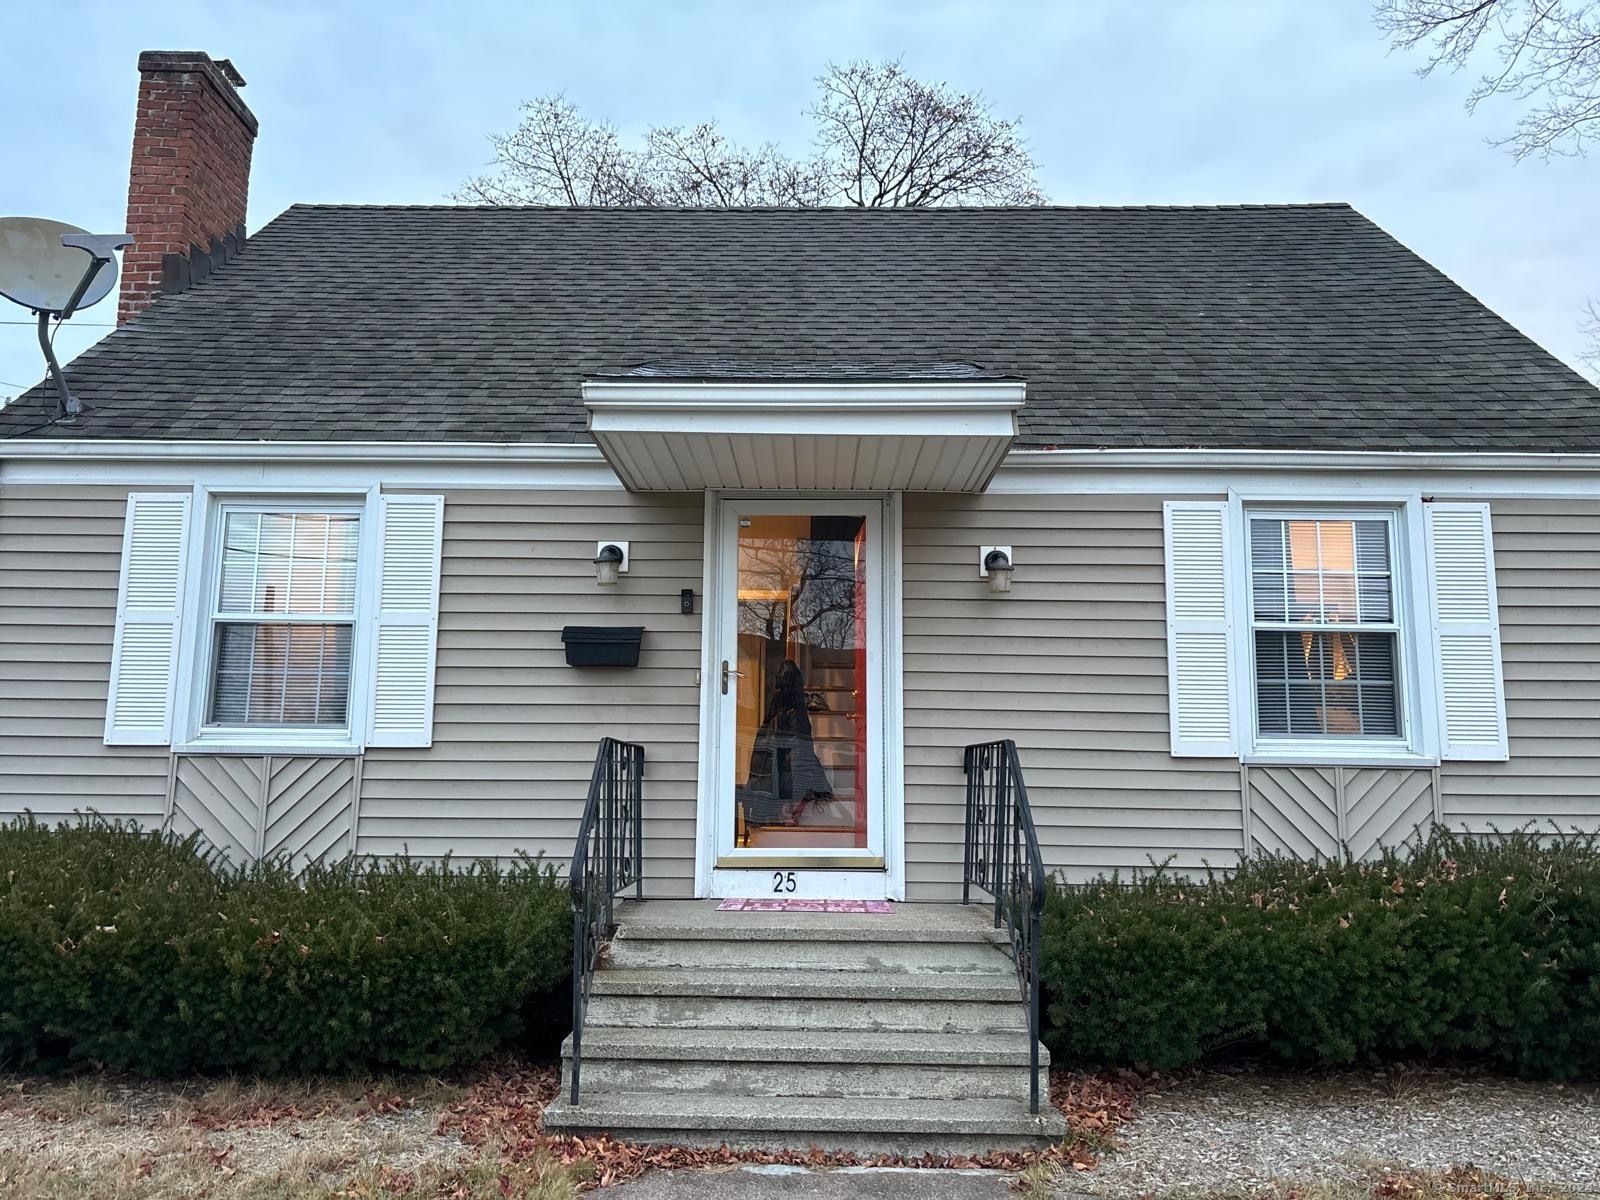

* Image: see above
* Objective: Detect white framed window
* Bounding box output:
[204,504,363,737]
[104,488,445,754]
[1162,496,1507,767]
[1246,512,1407,747]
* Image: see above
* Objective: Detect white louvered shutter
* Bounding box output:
[1426,503,1508,761]
[1163,501,1237,757]
[368,495,444,748]
[105,492,192,745]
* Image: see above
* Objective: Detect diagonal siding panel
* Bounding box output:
[170,754,354,871]
[1245,765,1338,859]
[1344,768,1436,859]
[264,756,356,869]
[1245,766,1436,862]
[171,755,265,865]
[264,756,320,809]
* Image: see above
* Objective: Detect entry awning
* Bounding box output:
[582,372,1024,493]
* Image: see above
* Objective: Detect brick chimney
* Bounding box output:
[119,51,258,324]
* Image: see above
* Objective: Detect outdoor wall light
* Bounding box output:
[980,546,1014,594]
[594,541,629,587]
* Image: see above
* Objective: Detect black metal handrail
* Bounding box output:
[962,738,1046,1114]
[569,736,645,1104]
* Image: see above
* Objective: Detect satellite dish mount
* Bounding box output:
[0,217,133,421]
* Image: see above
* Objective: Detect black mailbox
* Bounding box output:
[561,625,645,668]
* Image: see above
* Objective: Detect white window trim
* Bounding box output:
[1226,491,1440,768]
[172,485,380,756]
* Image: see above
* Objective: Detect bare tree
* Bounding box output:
[1376,0,1600,159]
[1581,297,1600,378]
[454,97,655,205]
[455,59,1044,207]
[642,124,830,207]
[810,60,1045,205]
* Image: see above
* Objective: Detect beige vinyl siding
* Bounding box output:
[357,490,704,895]
[0,485,170,825]
[901,492,1244,897]
[7,481,1599,891]
[1438,498,1600,833]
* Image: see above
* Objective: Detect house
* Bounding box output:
[3,51,1598,1149]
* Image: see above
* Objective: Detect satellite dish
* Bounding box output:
[0,217,126,314]
[0,216,132,420]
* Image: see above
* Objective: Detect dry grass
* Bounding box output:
[0,1141,581,1199]
[3,1073,120,1124]
[1172,1166,1580,1200]
[1017,1158,1060,1200]
[1375,1065,1431,1104]
[4,1069,463,1127]
[0,1065,579,1200]
[175,1072,463,1130]
[333,1149,586,1200]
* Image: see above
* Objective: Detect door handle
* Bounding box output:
[721,660,746,695]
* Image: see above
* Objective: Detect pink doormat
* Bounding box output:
[716,898,893,913]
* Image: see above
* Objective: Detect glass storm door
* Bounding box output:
[710,498,886,896]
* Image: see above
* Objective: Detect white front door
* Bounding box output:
[699,497,898,899]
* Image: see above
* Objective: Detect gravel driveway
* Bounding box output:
[1072,1067,1600,1197]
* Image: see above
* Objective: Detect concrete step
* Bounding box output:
[564,1052,1035,1102]
[563,903,1050,1151]
[585,991,1028,1033]
[559,1029,1049,1102]
[540,1091,1067,1155]
[611,899,1007,945]
[565,1027,1042,1066]
[590,968,1020,1003]
[608,934,1016,974]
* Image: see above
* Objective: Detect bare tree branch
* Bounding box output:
[1376,0,1600,159]
[453,96,658,206]
[1378,3,1597,379]
[808,59,1045,206]
[456,59,1045,208]
[1581,296,1600,379]
[643,124,826,206]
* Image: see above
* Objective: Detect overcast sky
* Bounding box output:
[2,0,1595,404]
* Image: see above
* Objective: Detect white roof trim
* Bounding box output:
[3,438,1599,476]
[1004,447,1600,473]
[583,380,1027,408]
[582,379,1024,492]
[0,440,605,464]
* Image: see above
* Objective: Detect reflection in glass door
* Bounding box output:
[730,511,871,853]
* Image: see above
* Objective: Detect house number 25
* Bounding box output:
[772,871,797,893]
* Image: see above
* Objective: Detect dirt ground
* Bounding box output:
[0,1059,1076,1199]
[0,1068,560,1199]
[0,1061,1593,1199]
[1069,1066,1600,1199]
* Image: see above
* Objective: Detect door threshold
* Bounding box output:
[715,854,886,871]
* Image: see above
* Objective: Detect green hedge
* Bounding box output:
[0,816,571,1075]
[1041,829,1600,1077]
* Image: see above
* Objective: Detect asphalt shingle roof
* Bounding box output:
[3,203,1596,450]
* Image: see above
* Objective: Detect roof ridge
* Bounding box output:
[279,201,1357,214]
